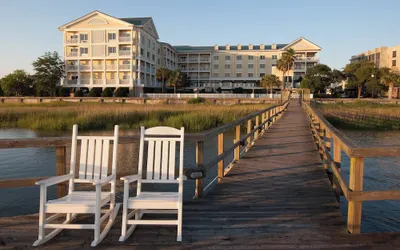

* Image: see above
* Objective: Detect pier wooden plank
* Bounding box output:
[0,101,399,249]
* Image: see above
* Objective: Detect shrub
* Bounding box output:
[187,97,206,104]
[74,90,83,97]
[114,87,129,97]
[88,88,102,97]
[58,87,70,97]
[101,88,113,97]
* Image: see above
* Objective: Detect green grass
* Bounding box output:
[314,101,400,130]
[0,102,270,132]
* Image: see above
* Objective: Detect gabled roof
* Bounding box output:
[119,17,152,26]
[282,37,322,50]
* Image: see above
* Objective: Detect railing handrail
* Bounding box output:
[303,101,400,157]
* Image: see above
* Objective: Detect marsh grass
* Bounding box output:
[0,102,269,132]
[315,101,400,130]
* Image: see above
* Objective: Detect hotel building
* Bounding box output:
[350,44,400,72]
[59,11,321,95]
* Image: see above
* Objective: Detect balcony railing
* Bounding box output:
[93,79,104,85]
[66,79,78,85]
[189,58,198,62]
[66,65,78,71]
[93,65,104,70]
[120,64,131,70]
[107,64,117,70]
[80,79,91,85]
[106,79,117,85]
[200,58,210,62]
[66,39,78,44]
[119,79,130,85]
[68,52,78,57]
[79,65,91,71]
[119,50,131,56]
[119,36,131,42]
[179,59,187,63]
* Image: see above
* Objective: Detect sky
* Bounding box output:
[0,0,399,77]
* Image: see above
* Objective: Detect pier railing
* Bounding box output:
[0,101,289,199]
[303,101,400,234]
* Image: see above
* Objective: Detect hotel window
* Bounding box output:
[393,60,397,67]
[393,51,397,58]
[147,51,150,59]
[140,48,144,56]
[236,64,242,69]
[260,64,265,69]
[213,64,219,69]
[248,55,254,60]
[80,47,88,56]
[248,64,254,69]
[236,73,242,77]
[214,55,219,60]
[108,33,116,41]
[260,55,266,60]
[141,35,145,44]
[225,64,230,69]
[108,47,116,55]
[260,73,265,77]
[272,55,277,59]
[236,55,242,60]
[153,42,155,50]
[272,63,277,67]
[225,73,230,77]
[225,56,230,60]
[248,73,254,77]
[79,33,88,43]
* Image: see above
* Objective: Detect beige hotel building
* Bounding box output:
[59,11,321,95]
[350,44,400,72]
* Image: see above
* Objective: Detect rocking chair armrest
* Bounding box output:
[35,174,74,187]
[176,176,187,181]
[93,174,115,186]
[120,174,141,183]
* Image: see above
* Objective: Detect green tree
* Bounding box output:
[74,89,83,97]
[301,64,333,94]
[344,61,375,98]
[379,67,400,99]
[101,88,114,97]
[32,51,64,97]
[156,67,170,93]
[88,88,102,97]
[58,87,71,97]
[276,48,296,90]
[259,74,281,95]
[0,70,34,96]
[167,70,184,94]
[114,87,129,97]
[332,69,346,87]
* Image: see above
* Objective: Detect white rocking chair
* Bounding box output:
[119,126,185,242]
[33,125,121,247]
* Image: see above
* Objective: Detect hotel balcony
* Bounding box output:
[189,58,199,62]
[106,79,117,85]
[119,50,131,56]
[200,58,211,62]
[67,52,78,57]
[119,79,130,85]
[79,65,91,71]
[93,65,104,71]
[294,67,306,72]
[179,58,187,63]
[66,65,78,71]
[80,79,91,85]
[295,56,319,62]
[93,79,104,85]
[66,79,78,85]
[119,64,132,71]
[106,64,117,71]
[66,38,78,44]
[119,36,132,43]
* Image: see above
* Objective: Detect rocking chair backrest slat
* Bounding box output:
[140,126,184,184]
[101,140,110,178]
[72,125,119,183]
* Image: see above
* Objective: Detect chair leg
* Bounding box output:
[177,207,182,242]
[33,213,77,246]
[92,203,121,247]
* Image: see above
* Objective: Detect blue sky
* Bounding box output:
[0,0,398,77]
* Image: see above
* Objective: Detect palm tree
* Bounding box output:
[380,67,400,99]
[168,70,184,94]
[277,48,296,89]
[260,74,281,96]
[156,67,170,93]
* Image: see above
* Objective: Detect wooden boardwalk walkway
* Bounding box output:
[1,101,399,249]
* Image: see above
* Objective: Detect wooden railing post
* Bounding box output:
[56,146,67,198]
[195,141,204,198]
[247,119,252,150]
[322,125,328,170]
[234,125,240,161]
[333,138,341,199]
[218,133,224,182]
[255,115,259,140]
[347,157,364,234]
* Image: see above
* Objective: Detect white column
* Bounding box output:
[103,59,106,85]
[90,60,93,85]
[77,59,81,85]
[117,59,120,85]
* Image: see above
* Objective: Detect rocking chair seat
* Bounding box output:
[45,191,111,213]
[127,192,179,209]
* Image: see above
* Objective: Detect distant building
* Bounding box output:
[350,44,400,71]
[59,10,322,96]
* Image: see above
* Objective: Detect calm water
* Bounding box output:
[0,129,235,217]
[0,128,399,233]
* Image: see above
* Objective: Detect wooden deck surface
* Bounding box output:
[1,101,399,249]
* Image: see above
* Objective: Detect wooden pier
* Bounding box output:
[0,101,400,249]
